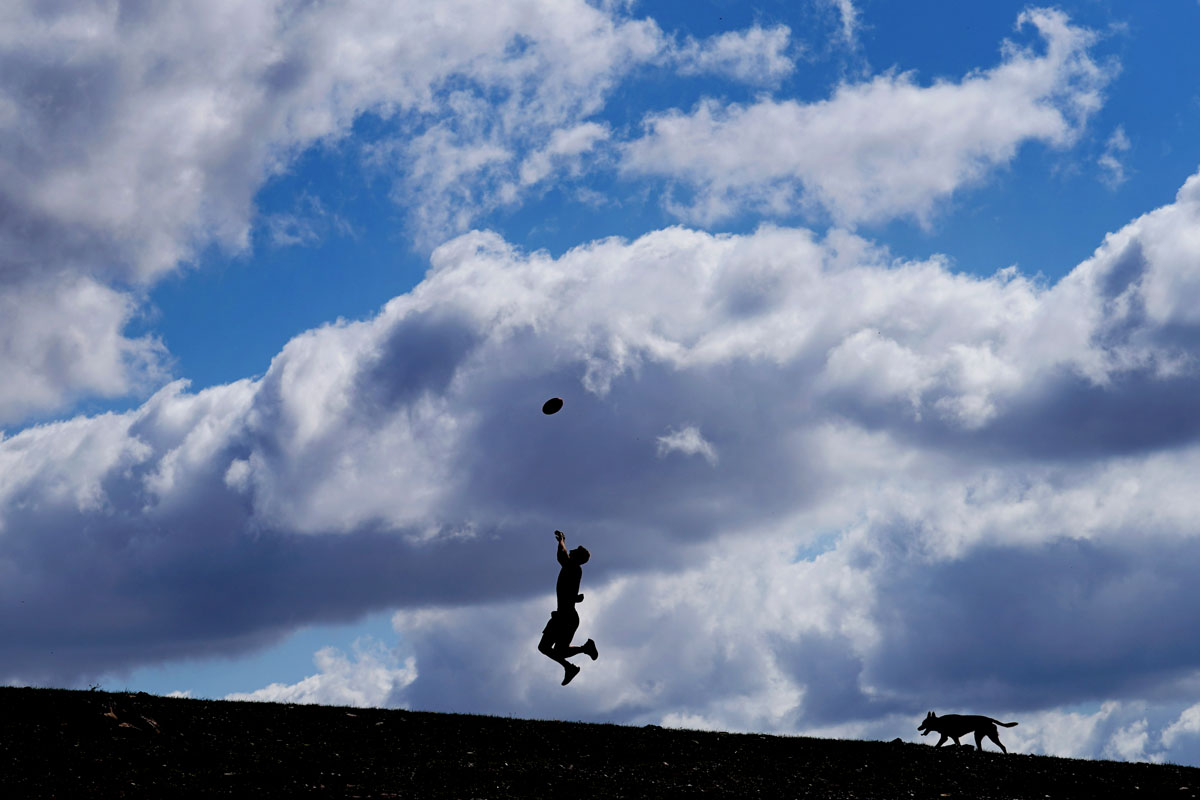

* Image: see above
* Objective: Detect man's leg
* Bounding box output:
[539,636,580,684]
[538,630,571,668]
[558,639,597,660]
[553,636,591,684]
[538,614,583,684]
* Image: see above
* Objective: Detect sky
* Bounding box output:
[4,0,1200,766]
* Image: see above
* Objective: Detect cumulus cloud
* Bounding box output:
[0,0,661,285]
[6,161,1200,765]
[962,699,1200,765]
[671,25,796,85]
[1160,702,1200,760]
[0,275,165,424]
[621,8,1113,226]
[226,639,416,707]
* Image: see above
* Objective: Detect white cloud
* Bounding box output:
[671,25,796,85]
[0,0,669,282]
[516,122,612,189]
[226,639,416,707]
[656,426,718,466]
[1099,125,1132,188]
[1006,703,1119,759]
[0,276,165,424]
[1163,702,1200,749]
[823,0,860,47]
[621,8,1112,226]
[1105,718,1161,763]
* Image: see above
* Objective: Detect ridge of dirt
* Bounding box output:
[3,686,1198,798]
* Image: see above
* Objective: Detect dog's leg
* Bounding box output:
[975,730,985,751]
[988,731,1007,753]
[935,734,949,747]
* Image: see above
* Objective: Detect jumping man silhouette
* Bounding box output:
[538,530,598,685]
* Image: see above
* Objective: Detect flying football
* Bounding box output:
[542,397,564,415]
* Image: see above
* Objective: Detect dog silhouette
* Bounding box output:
[918,711,1018,753]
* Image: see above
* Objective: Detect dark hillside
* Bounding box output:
[2,686,1197,798]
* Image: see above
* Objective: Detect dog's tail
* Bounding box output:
[993,720,1019,728]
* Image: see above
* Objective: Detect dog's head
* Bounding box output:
[918,711,937,735]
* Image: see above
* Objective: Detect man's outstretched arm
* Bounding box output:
[555,530,569,565]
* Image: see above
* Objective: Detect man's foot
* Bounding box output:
[582,638,598,661]
[562,663,581,686]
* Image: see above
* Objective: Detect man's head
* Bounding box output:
[571,545,590,564]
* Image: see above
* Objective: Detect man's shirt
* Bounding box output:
[556,553,582,610]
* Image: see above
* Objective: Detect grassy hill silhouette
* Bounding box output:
[3,686,1198,798]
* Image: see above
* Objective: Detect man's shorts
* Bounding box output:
[541,608,580,648]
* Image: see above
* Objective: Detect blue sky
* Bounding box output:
[5,0,1200,764]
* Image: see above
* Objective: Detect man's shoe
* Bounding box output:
[582,639,598,661]
[562,663,581,686]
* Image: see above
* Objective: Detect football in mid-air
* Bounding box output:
[542,397,564,415]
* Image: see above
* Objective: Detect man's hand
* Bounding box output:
[554,530,565,543]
